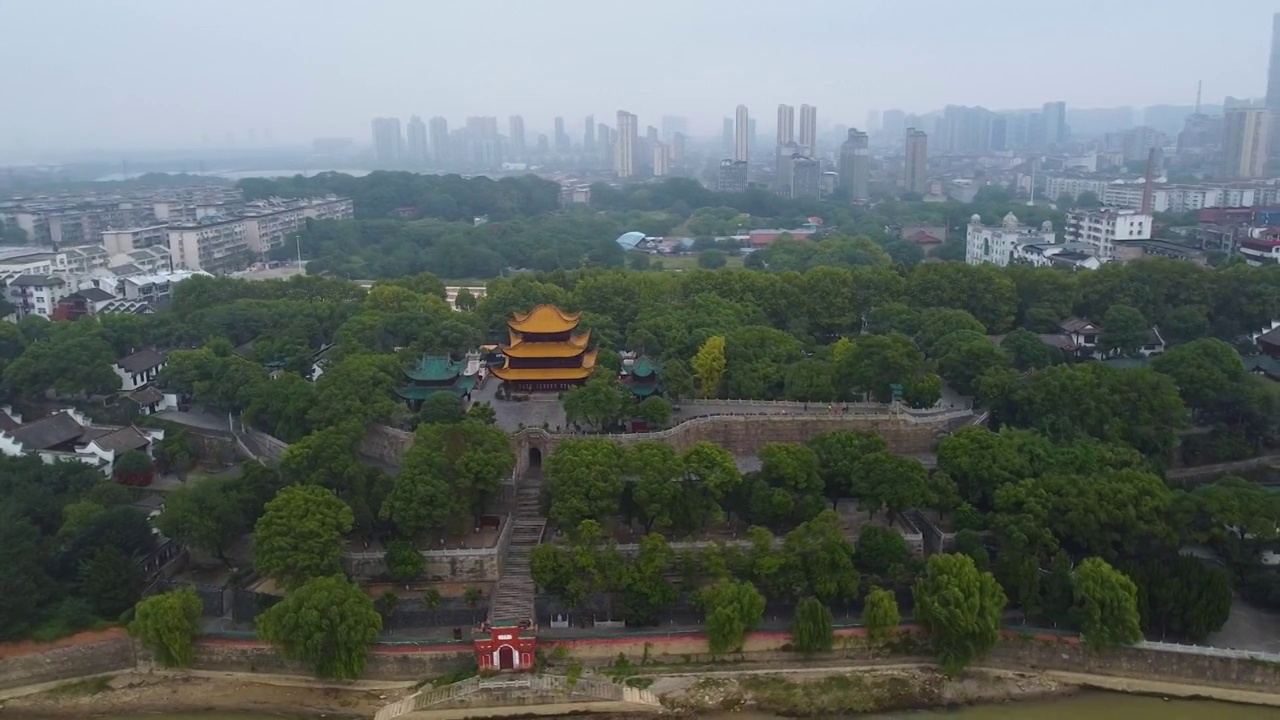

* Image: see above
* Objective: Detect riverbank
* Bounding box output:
[650,665,1072,716]
[0,671,413,719]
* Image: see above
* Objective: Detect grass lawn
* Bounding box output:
[652,253,746,271]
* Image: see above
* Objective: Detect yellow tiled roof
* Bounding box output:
[502,330,591,358]
[508,304,581,334]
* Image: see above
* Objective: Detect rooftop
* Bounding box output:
[7,411,88,451]
[117,348,166,373]
[8,274,64,287]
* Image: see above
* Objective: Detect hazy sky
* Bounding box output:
[1,0,1275,153]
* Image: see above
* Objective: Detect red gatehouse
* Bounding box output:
[473,620,537,672]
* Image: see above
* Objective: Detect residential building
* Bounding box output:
[722,117,734,158]
[1268,12,1280,163]
[652,143,670,177]
[1064,208,1152,260]
[791,156,821,200]
[661,115,688,140]
[428,116,450,165]
[6,275,70,318]
[506,116,525,160]
[110,247,173,276]
[371,117,403,164]
[717,160,749,193]
[671,132,686,163]
[113,349,166,393]
[1221,107,1270,179]
[119,269,209,302]
[777,104,795,145]
[965,212,1057,267]
[1044,176,1111,202]
[554,117,570,154]
[582,115,594,153]
[0,248,68,276]
[166,217,250,274]
[799,104,817,156]
[734,105,750,162]
[775,142,800,194]
[101,224,167,255]
[0,408,163,475]
[1239,227,1280,265]
[838,129,870,202]
[615,110,638,178]
[1043,101,1067,145]
[904,129,928,194]
[406,116,428,165]
[65,246,111,275]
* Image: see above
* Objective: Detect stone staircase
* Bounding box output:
[488,471,545,623]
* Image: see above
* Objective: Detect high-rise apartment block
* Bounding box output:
[1221,107,1270,179]
[777,104,795,145]
[508,115,526,159]
[652,143,670,177]
[554,117,569,154]
[735,105,750,162]
[904,128,928,195]
[722,118,735,158]
[371,117,403,164]
[405,116,428,165]
[583,115,595,151]
[799,104,817,155]
[671,132,686,163]
[429,116,450,165]
[717,160,749,192]
[615,111,638,178]
[1267,13,1280,163]
[1043,101,1067,145]
[661,115,688,140]
[839,129,870,202]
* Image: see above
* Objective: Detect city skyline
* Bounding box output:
[0,0,1276,155]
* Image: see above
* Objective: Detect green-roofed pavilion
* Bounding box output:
[397,355,478,410]
[623,355,663,397]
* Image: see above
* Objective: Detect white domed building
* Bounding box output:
[965,212,1063,268]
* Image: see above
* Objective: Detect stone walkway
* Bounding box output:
[488,469,545,624]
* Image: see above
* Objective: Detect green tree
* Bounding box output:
[852,451,929,519]
[790,597,834,655]
[256,575,382,679]
[1150,338,1246,415]
[1071,557,1143,649]
[1123,555,1232,642]
[698,579,766,656]
[692,335,727,398]
[254,486,354,589]
[698,249,728,269]
[77,545,143,618]
[563,372,626,431]
[131,588,204,667]
[862,587,901,646]
[853,525,911,577]
[1099,304,1149,357]
[913,553,1007,675]
[384,539,424,583]
[1000,329,1059,371]
[544,439,625,529]
[808,430,889,508]
[633,395,672,427]
[418,393,467,425]
[155,477,249,567]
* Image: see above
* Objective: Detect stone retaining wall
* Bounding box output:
[0,631,135,691]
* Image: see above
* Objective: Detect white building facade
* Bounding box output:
[1064,209,1152,260]
[965,213,1057,267]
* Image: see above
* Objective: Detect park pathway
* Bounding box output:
[488,468,545,624]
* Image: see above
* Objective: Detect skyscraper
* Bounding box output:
[428,116,449,165]
[882,109,906,141]
[1043,101,1067,146]
[583,115,595,152]
[1268,13,1280,162]
[905,128,928,194]
[866,110,882,134]
[371,117,403,164]
[508,115,526,160]
[722,117,735,158]
[615,110,638,178]
[671,132,686,163]
[839,129,870,202]
[597,122,612,166]
[734,105,750,162]
[406,116,428,165]
[554,117,569,154]
[798,104,817,156]
[653,143,670,176]
[661,115,688,140]
[777,104,795,145]
[1221,107,1270,179]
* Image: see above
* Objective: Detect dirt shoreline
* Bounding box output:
[4,663,1280,719]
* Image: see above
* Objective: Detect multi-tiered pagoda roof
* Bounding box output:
[491,305,597,390]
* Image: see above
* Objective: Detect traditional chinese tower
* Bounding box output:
[395,355,477,410]
[491,305,597,392]
[622,354,662,398]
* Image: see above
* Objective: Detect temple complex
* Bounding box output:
[396,355,479,410]
[622,354,662,397]
[491,305,597,392]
